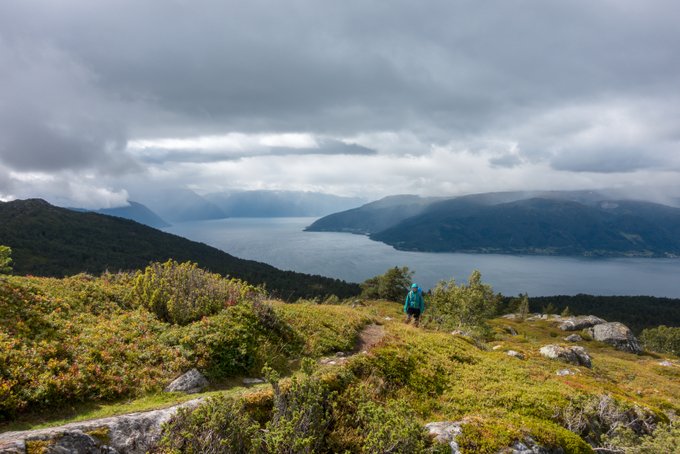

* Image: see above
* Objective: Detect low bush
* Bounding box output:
[424,270,499,337]
[171,303,301,379]
[357,399,436,453]
[131,260,264,325]
[159,395,261,453]
[0,272,304,419]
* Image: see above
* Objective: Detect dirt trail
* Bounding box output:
[355,323,385,352]
[319,323,386,366]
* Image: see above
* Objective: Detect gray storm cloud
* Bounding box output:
[0,0,679,206]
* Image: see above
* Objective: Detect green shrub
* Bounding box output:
[357,399,433,453]
[262,360,332,454]
[171,302,300,379]
[640,325,680,356]
[424,270,499,336]
[131,260,264,325]
[556,394,657,448]
[602,420,680,453]
[159,395,262,453]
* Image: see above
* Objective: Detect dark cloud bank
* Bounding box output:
[1,0,679,206]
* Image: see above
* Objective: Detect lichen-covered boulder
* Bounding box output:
[425,421,464,453]
[164,368,209,394]
[564,334,582,342]
[507,350,525,360]
[585,322,642,354]
[558,316,606,331]
[27,430,118,454]
[540,345,592,368]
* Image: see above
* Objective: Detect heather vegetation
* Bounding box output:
[0,262,367,420]
[1,262,679,453]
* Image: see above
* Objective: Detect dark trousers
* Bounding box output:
[405,307,421,326]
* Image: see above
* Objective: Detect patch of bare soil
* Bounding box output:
[354,323,385,353]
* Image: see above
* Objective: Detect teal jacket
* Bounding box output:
[404,290,425,313]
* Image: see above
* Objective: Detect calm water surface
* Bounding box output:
[164,217,680,297]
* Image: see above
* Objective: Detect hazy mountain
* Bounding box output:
[73,201,170,228]
[132,188,225,222]
[305,195,442,234]
[0,199,359,299]
[309,191,680,257]
[204,190,365,217]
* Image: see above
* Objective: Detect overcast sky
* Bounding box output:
[1,0,679,208]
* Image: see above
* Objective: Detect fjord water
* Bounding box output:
[164,217,680,297]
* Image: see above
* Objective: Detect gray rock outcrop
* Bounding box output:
[585,322,642,354]
[564,334,582,342]
[164,368,209,394]
[425,421,464,453]
[0,399,204,454]
[32,430,118,453]
[539,345,592,368]
[558,316,606,331]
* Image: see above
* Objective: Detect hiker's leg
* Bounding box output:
[414,309,421,327]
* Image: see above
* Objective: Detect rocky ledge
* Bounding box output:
[0,399,203,454]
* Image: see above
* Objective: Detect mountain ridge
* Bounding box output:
[307,191,680,257]
[0,198,359,299]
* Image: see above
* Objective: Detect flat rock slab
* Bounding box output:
[0,398,203,454]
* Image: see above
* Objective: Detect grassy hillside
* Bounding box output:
[0,199,359,299]
[1,269,678,452]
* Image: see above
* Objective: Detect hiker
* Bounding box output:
[404,283,425,327]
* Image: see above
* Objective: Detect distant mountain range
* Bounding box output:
[72,201,170,228]
[203,190,365,218]
[306,191,680,257]
[0,199,359,299]
[125,188,365,223]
